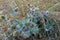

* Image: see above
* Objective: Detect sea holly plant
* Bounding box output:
[10,7,19,17]
[2,4,55,40]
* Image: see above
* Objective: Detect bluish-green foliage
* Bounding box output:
[2,5,55,40]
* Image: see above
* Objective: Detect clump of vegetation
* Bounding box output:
[2,4,55,40]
